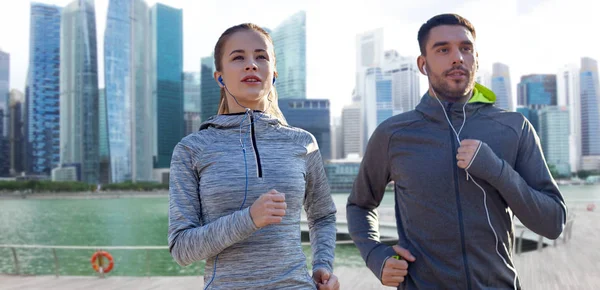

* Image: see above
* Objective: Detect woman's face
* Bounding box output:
[215,30,277,107]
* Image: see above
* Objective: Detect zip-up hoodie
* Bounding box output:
[347,83,567,289]
[168,111,337,289]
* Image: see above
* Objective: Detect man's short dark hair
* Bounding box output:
[417,14,476,55]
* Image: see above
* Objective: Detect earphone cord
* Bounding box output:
[203,90,272,290]
[431,88,518,290]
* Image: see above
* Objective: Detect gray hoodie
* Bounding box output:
[168,111,337,289]
[347,85,567,290]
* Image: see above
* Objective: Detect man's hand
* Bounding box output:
[457,139,482,169]
[382,245,415,287]
[313,268,340,290]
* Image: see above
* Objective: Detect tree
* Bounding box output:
[577,170,600,179]
[548,164,560,179]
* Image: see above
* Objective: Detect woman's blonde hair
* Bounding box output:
[213,23,287,125]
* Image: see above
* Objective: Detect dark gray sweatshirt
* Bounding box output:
[347,87,567,290]
[168,111,337,289]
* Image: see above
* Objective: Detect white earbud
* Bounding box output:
[422,64,428,75]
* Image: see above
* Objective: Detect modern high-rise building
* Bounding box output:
[330,116,343,160]
[557,63,581,173]
[9,90,25,176]
[539,106,571,176]
[183,72,201,135]
[271,11,306,99]
[516,74,557,135]
[516,107,531,124]
[491,63,513,111]
[356,28,383,71]
[382,50,421,114]
[98,88,110,184]
[184,72,201,114]
[200,56,219,122]
[26,3,62,176]
[341,102,362,158]
[279,99,331,160]
[363,67,394,150]
[151,3,184,169]
[0,50,9,138]
[104,0,153,183]
[518,74,557,107]
[355,28,384,101]
[580,57,600,171]
[0,50,9,177]
[58,0,100,183]
[475,67,492,89]
[376,75,393,126]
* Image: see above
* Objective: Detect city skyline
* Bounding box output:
[1,0,599,116]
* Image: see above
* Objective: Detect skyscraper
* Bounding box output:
[341,102,362,158]
[26,3,62,176]
[491,63,513,111]
[516,74,557,135]
[518,74,557,107]
[272,11,306,99]
[0,50,9,177]
[201,56,219,122]
[151,3,183,169]
[58,0,100,183]
[279,99,331,160]
[98,88,110,184]
[376,76,393,126]
[330,116,343,160]
[0,50,8,137]
[104,0,153,183]
[382,50,421,114]
[539,106,571,176]
[9,90,25,175]
[183,72,201,135]
[557,64,581,173]
[363,67,395,150]
[475,68,492,89]
[580,57,600,171]
[355,28,384,101]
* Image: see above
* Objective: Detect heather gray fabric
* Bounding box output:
[347,91,567,290]
[168,110,337,289]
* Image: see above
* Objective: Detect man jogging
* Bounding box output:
[347,13,567,290]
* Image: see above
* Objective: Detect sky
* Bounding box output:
[0,0,599,116]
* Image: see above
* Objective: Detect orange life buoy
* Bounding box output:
[90,250,114,273]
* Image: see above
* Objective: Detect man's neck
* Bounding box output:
[429,88,473,104]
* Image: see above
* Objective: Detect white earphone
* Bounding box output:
[422,64,427,75]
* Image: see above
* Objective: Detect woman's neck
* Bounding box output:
[226,97,269,114]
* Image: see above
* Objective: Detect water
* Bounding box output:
[0,197,366,276]
[0,185,598,276]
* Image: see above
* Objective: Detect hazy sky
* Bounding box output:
[0,0,599,116]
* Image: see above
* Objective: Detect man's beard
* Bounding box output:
[430,70,476,101]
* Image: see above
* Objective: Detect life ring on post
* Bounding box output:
[90,250,114,273]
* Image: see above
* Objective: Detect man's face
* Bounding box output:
[419,25,478,100]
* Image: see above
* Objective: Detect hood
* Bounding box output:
[469,82,496,104]
[416,82,495,124]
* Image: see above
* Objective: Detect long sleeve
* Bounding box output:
[466,119,567,239]
[304,141,337,274]
[168,143,259,267]
[346,125,397,281]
